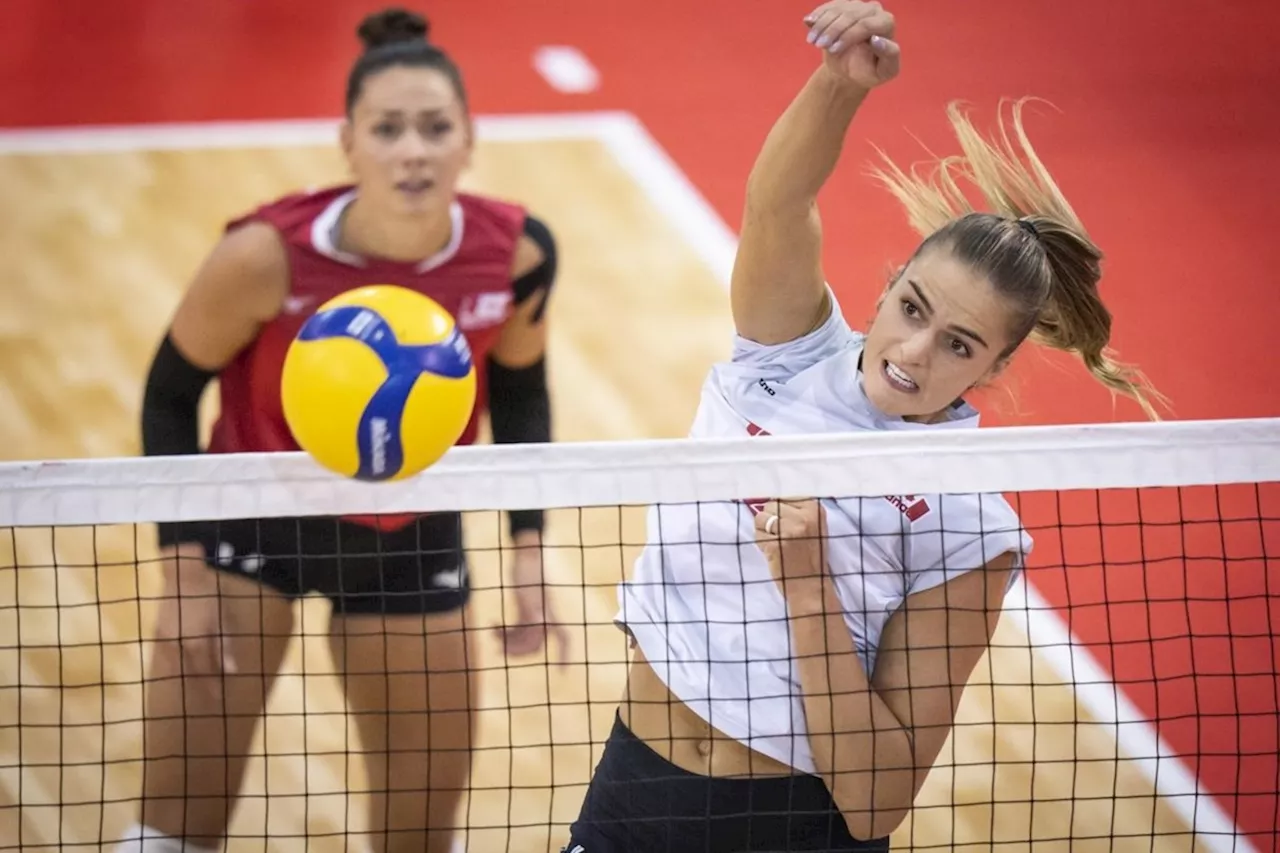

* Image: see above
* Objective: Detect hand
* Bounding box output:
[804,1,901,90]
[753,498,830,593]
[153,542,237,677]
[492,536,570,667]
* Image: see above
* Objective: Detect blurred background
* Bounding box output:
[1,0,1277,850]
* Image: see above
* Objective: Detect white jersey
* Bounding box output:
[616,287,1034,774]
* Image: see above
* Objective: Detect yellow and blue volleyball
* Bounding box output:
[280,284,476,482]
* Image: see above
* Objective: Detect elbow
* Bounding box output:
[833,794,910,842]
[851,808,910,843]
[829,771,916,842]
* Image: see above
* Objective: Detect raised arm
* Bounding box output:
[731,1,900,346]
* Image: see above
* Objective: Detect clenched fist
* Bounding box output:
[804,1,901,90]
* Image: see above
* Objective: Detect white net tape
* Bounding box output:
[4,418,1277,527]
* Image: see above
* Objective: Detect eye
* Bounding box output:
[372,122,401,139]
[429,119,454,136]
[948,337,972,358]
[901,299,920,318]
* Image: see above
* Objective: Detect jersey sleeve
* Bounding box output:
[725,284,859,382]
[904,493,1034,598]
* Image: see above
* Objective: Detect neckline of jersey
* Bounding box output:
[309,188,465,273]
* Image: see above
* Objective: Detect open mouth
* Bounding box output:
[396,178,434,194]
[882,359,919,394]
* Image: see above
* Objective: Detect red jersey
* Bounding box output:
[207,185,527,524]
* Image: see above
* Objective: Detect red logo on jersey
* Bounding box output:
[744,421,772,514]
[743,421,930,523]
[886,494,931,521]
[458,291,513,330]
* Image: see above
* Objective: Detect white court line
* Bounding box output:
[0,111,634,154]
[0,110,1253,851]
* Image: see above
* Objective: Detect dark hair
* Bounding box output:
[870,100,1167,420]
[345,8,468,115]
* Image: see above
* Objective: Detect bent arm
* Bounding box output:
[786,553,1014,840]
[731,66,871,346]
[140,221,288,546]
[488,216,557,544]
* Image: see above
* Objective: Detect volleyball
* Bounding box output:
[280,284,477,482]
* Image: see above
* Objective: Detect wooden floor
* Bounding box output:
[0,134,1206,852]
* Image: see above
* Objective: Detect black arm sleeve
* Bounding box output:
[140,333,217,546]
[512,214,557,322]
[488,214,557,538]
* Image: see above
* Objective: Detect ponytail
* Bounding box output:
[869,99,1168,420]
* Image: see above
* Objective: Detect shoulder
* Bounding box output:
[512,213,556,280]
[226,184,354,236]
[211,219,289,282]
[454,192,555,278]
[722,285,861,380]
[457,191,527,237]
[196,219,290,319]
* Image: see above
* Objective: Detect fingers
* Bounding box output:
[494,623,544,656]
[869,34,901,80]
[804,5,845,49]
[176,619,236,677]
[551,623,571,668]
[805,1,894,52]
[752,498,825,539]
[493,620,571,668]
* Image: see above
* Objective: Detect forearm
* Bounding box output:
[141,333,217,549]
[787,575,917,838]
[487,355,550,538]
[745,66,870,211]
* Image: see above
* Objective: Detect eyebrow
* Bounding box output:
[375,108,447,117]
[908,280,990,349]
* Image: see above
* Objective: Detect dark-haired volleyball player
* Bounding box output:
[563,2,1165,851]
[120,9,562,853]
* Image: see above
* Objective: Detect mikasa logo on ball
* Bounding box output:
[369,417,390,475]
[447,327,472,366]
[346,308,379,338]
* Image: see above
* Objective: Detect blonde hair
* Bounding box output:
[868,99,1168,421]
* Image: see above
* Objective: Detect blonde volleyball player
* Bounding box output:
[120,8,564,853]
[563,1,1164,850]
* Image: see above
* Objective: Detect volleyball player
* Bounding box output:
[562,2,1165,850]
[120,9,563,853]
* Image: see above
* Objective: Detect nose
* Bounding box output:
[897,330,931,366]
[397,130,432,162]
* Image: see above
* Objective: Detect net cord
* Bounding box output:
[2,417,1278,527]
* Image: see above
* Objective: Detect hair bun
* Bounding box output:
[357,8,430,51]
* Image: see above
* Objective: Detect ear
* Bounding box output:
[339,120,356,170]
[461,114,477,169]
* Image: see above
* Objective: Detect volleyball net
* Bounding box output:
[2,417,1277,852]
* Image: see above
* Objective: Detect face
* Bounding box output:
[861,248,1016,421]
[341,65,472,217]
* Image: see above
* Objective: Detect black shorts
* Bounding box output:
[174,512,469,616]
[563,713,890,852]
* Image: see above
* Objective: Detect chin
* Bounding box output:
[865,374,935,421]
[392,196,439,218]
